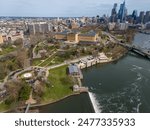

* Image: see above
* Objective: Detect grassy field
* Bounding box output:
[32,55,64,67]
[41,65,73,103]
[0,101,16,112]
[39,56,55,67]
[41,56,64,67]
[35,44,56,55]
[0,102,9,112]
[32,58,44,66]
[0,46,16,55]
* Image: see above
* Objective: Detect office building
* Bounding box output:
[28,24,35,34]
[144,11,150,23]
[118,0,127,23]
[110,3,117,22]
[132,10,138,23]
[28,22,49,34]
[146,22,150,29]
[34,24,40,34]
[40,23,49,33]
[139,11,145,23]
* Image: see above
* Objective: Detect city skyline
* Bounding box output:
[0,0,150,17]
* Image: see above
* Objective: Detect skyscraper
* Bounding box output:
[110,3,117,22]
[132,10,138,24]
[139,11,145,23]
[144,11,150,23]
[138,11,145,23]
[118,0,127,23]
[132,10,138,20]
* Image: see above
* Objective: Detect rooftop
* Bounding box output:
[68,65,79,74]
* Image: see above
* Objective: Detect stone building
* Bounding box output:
[67,32,79,43]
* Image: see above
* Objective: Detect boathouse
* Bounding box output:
[68,64,80,76]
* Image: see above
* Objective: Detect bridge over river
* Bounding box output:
[103,31,150,58]
[119,42,150,58]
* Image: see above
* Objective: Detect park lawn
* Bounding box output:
[41,65,73,103]
[32,56,57,67]
[46,45,56,51]
[0,100,19,112]
[35,44,56,55]
[0,102,10,112]
[43,56,65,67]
[32,58,44,66]
[40,55,64,67]
[39,56,55,67]
[0,103,8,112]
[0,46,16,55]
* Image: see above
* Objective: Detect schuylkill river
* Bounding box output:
[37,33,150,113]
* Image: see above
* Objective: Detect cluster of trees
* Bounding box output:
[16,48,28,68]
[4,80,31,106]
[125,29,136,42]
[0,58,21,81]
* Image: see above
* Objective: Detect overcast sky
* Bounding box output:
[0,0,150,17]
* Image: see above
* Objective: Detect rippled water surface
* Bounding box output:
[82,33,150,113]
[37,33,150,113]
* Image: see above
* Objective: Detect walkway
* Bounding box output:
[32,41,46,59]
[37,49,57,66]
[25,89,37,113]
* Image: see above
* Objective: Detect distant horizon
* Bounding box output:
[0,0,150,17]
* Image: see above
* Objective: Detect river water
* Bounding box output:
[82,33,150,113]
[37,33,150,113]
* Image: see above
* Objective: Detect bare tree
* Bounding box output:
[4,80,22,102]
[16,48,28,68]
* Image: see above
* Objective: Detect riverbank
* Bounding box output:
[29,48,128,113]
[11,92,95,113]
[1,48,127,113]
[0,39,129,113]
[6,92,85,113]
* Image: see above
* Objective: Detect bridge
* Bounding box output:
[103,32,150,59]
[118,42,150,58]
[139,30,150,35]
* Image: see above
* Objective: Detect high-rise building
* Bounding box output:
[118,0,127,23]
[34,24,40,33]
[139,11,145,23]
[40,23,49,33]
[28,22,49,34]
[144,11,150,23]
[28,24,35,34]
[110,3,117,22]
[131,10,138,24]
[132,10,138,20]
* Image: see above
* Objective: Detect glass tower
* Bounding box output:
[118,0,127,23]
